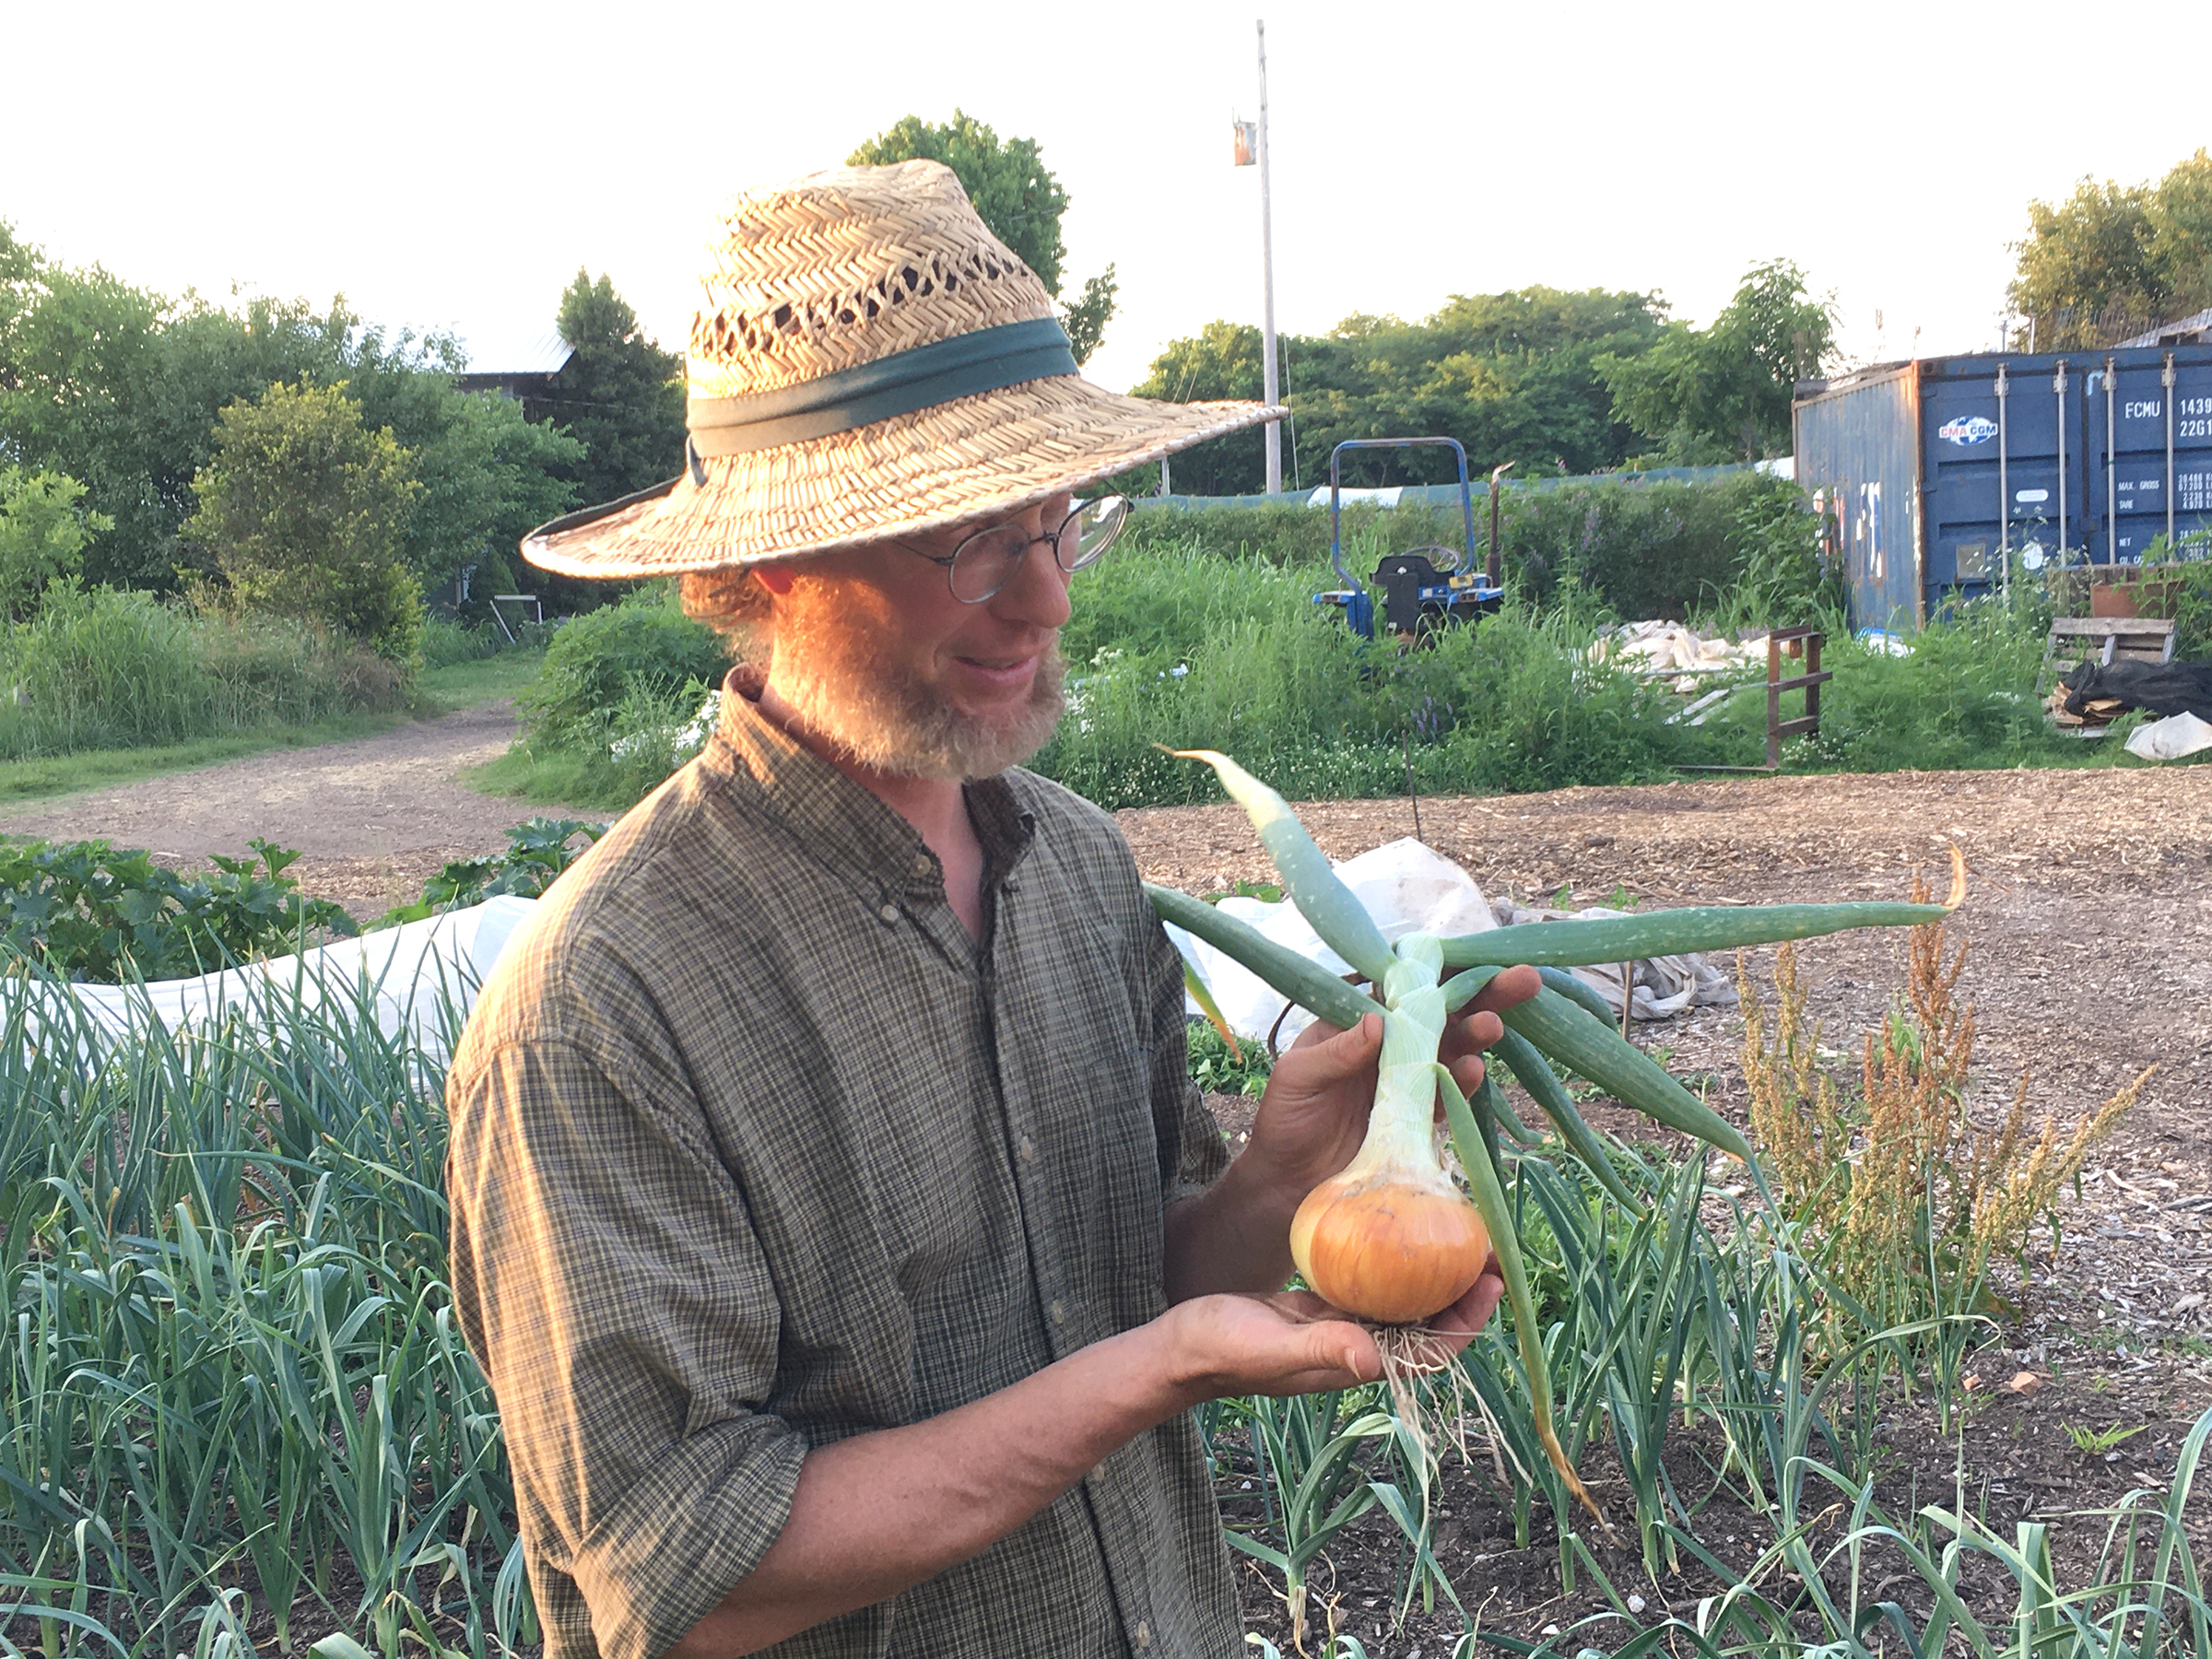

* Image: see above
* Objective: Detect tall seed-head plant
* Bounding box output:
[1739,889,2147,1374]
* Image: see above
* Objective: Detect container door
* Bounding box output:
[2086,347,2212,562]
[2084,356,2171,563]
[1919,354,2087,609]
[2182,356,2212,541]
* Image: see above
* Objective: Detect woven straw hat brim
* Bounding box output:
[524,374,1281,578]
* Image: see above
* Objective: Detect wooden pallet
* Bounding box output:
[2041,617,2178,682]
[2042,618,2178,736]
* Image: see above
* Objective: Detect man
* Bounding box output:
[447,160,1535,1659]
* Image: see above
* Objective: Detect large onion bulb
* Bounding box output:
[1287,1027,1492,1324]
[1288,1159,1491,1324]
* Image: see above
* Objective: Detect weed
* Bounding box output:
[2064,1421,2148,1455]
[1187,1019,1273,1099]
[1740,900,2146,1389]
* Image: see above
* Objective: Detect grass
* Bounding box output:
[417,647,543,712]
[0,651,543,810]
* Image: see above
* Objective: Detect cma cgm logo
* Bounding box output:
[1938,415,1998,446]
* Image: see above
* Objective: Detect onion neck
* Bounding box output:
[1339,949,1450,1185]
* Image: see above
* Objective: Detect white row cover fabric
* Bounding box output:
[25,895,537,1061]
[1164,837,1732,1044]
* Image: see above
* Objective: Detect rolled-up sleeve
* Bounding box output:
[447,1030,806,1659]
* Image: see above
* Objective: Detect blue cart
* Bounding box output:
[1311,438,1503,639]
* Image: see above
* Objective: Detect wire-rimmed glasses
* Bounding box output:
[911,496,1131,603]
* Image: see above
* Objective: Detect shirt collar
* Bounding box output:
[708,666,1035,890]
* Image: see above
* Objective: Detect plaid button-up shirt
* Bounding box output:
[447,677,1239,1659]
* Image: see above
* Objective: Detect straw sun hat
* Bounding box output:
[522,160,1283,578]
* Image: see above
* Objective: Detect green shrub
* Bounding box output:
[1123,471,1816,624]
[1503,469,1806,620]
[1,586,215,749]
[515,583,731,754]
[1038,554,1722,810]
[376,816,607,925]
[0,465,109,623]
[181,379,425,665]
[2172,558,2212,659]
[1781,606,2059,771]
[0,837,358,982]
[1122,500,1473,570]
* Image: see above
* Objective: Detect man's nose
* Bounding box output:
[989,530,1074,629]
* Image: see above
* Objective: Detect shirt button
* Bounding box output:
[912,853,933,877]
[1018,1135,1038,1164]
[1134,1621,1152,1649]
[1049,1299,1067,1326]
[878,903,900,924]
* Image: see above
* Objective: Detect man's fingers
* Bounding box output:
[1460,964,1541,1021]
[1285,1011,1383,1073]
[1431,1260,1506,1337]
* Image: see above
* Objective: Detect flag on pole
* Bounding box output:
[1231,117,1257,167]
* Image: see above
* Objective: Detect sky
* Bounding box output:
[5,0,2208,401]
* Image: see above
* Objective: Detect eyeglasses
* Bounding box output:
[909,496,1131,603]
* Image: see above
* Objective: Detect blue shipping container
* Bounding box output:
[1793,342,2212,629]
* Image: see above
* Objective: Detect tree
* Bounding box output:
[1129,288,1672,494]
[1129,321,1269,494]
[849,112,1119,363]
[347,329,583,590]
[0,467,110,622]
[2010,149,2212,342]
[532,271,685,512]
[182,381,423,662]
[1597,261,1832,465]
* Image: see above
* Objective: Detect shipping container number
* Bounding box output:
[2183,418,2212,439]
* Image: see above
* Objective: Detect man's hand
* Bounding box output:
[1157,1265,1508,1405]
[1159,964,1538,1306]
[1241,964,1543,1204]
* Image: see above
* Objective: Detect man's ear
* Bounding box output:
[751,559,799,597]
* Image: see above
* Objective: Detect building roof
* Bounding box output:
[453,327,574,378]
[2112,308,2212,349]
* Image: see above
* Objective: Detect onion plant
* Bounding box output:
[1153,749,1960,1520]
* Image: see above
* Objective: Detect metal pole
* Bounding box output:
[2104,355,2117,566]
[1486,461,1514,588]
[2165,351,2177,552]
[2054,359,2069,559]
[1256,18,1281,496]
[1995,361,2009,601]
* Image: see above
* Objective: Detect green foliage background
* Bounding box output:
[0,229,585,596]
[1128,265,1829,495]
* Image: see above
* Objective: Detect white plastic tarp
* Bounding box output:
[25,895,537,1060]
[2124,710,2212,761]
[1164,837,1735,1043]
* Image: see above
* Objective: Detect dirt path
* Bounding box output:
[0,700,594,919]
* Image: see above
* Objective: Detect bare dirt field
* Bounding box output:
[6,717,2207,1650]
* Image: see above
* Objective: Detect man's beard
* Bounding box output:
[766,575,1066,782]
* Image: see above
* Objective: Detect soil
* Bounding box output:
[5,715,2207,1651]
